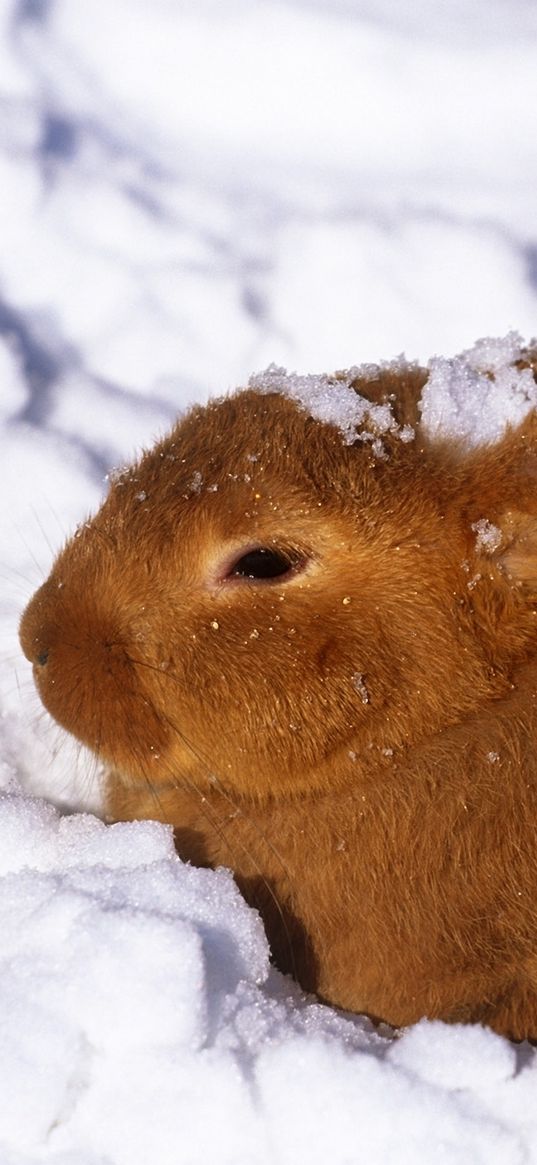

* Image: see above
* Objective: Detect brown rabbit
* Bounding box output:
[19,347,537,1040]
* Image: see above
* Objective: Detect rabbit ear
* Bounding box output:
[456,405,537,596]
[497,510,537,594]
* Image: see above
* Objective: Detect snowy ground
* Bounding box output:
[2,1,537,1161]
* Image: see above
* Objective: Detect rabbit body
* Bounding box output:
[19,359,537,1038]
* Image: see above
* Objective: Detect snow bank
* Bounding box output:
[0,789,534,1165]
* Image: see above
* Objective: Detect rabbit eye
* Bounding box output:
[228,548,295,581]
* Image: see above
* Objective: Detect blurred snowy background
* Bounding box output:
[2,1,537,1162]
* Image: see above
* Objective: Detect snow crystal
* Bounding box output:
[187,470,203,494]
[248,363,411,447]
[352,672,370,704]
[472,518,503,554]
[421,332,537,446]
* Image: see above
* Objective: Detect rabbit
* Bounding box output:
[19,346,537,1040]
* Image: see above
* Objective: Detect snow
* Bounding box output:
[248,334,536,451]
[3,0,537,1161]
[421,332,537,447]
[0,790,534,1165]
[472,519,503,555]
[248,362,409,445]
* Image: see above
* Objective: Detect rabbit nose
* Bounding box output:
[22,635,53,669]
[19,582,60,667]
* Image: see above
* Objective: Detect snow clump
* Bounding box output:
[421,332,537,446]
[472,518,503,554]
[249,334,537,455]
[248,363,414,446]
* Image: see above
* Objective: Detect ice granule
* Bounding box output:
[472,519,502,554]
[420,331,537,447]
[247,364,412,447]
[352,673,370,704]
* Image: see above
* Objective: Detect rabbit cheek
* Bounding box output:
[154,608,369,796]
